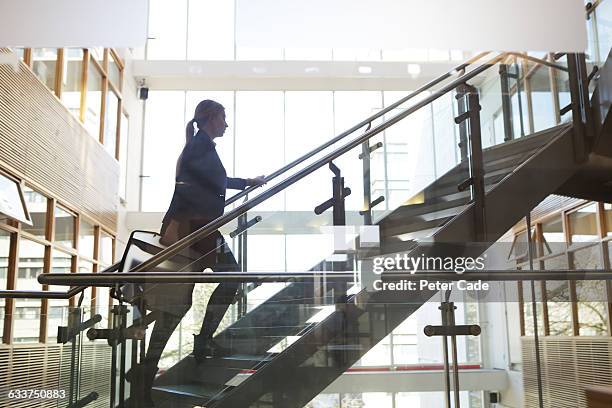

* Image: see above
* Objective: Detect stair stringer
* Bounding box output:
[208,125,581,408]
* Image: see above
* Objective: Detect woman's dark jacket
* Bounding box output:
[164,130,247,223]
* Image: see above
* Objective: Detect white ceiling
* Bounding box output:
[236,0,587,52]
[0,0,148,48]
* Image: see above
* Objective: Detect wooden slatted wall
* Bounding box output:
[0,48,118,231]
[0,342,112,407]
[522,337,612,408]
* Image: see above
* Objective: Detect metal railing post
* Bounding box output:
[237,211,248,318]
[499,64,515,141]
[361,140,374,226]
[358,123,385,225]
[567,53,590,162]
[526,213,545,408]
[67,307,82,407]
[455,84,486,241]
[456,91,469,162]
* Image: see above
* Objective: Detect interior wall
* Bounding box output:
[0,48,119,231]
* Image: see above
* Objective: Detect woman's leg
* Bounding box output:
[134,311,183,402]
[146,311,183,366]
[197,235,241,341]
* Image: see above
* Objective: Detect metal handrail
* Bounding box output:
[224,51,493,205]
[122,51,566,273]
[38,270,612,286]
[0,261,121,299]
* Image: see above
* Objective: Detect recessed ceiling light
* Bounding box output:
[304,66,320,73]
[358,65,372,74]
[252,66,267,74]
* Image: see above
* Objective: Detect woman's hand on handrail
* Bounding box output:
[246,175,266,187]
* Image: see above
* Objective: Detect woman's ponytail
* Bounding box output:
[185,119,196,145]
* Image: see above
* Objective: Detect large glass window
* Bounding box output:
[541,215,565,255]
[104,89,120,157]
[543,255,572,335]
[246,235,286,272]
[12,47,25,60]
[16,239,45,291]
[61,48,85,118]
[99,231,114,266]
[78,260,94,317]
[333,91,383,211]
[0,297,3,340]
[79,219,95,260]
[432,92,459,176]
[285,234,333,271]
[521,264,546,336]
[284,48,333,60]
[84,59,103,139]
[12,299,41,343]
[118,111,129,200]
[604,203,612,236]
[108,52,122,89]
[382,91,434,208]
[142,91,187,212]
[234,91,284,210]
[187,0,235,60]
[529,66,556,133]
[47,249,73,339]
[14,239,45,342]
[573,245,608,336]
[284,92,334,211]
[148,0,188,60]
[55,206,76,248]
[569,203,599,243]
[31,48,58,92]
[22,186,48,239]
[0,230,9,286]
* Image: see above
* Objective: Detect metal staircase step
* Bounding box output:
[380,197,468,223]
[152,382,228,406]
[381,216,456,239]
[222,324,313,341]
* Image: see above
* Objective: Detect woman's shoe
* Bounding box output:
[124,396,155,408]
[126,362,158,382]
[193,334,232,362]
[125,362,158,407]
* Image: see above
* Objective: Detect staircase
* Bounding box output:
[98,51,612,408]
[146,122,580,408]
